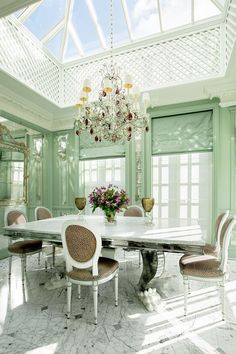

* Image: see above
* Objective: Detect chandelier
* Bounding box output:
[74,0,151,144]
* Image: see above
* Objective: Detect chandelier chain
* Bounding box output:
[110,0,114,73]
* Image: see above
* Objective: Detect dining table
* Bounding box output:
[3,214,205,292]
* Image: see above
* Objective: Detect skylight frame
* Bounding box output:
[13,0,229,64]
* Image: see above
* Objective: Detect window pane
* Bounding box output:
[161,206,168,218]
[161,156,169,164]
[191,153,199,163]
[191,185,199,203]
[115,169,121,181]
[180,205,188,218]
[192,165,199,183]
[180,154,188,163]
[153,167,158,183]
[161,167,169,183]
[159,0,191,31]
[180,166,188,183]
[23,0,66,40]
[91,170,97,182]
[191,205,199,219]
[161,186,168,203]
[106,170,112,182]
[180,185,188,203]
[126,0,160,39]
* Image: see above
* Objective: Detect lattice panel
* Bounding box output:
[0,17,60,104]
[225,0,236,64]
[63,26,222,107]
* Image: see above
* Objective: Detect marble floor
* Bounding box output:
[0,250,236,354]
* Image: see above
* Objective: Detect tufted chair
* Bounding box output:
[62,221,119,325]
[5,210,42,287]
[179,216,236,320]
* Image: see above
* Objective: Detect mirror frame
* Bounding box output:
[0,123,28,206]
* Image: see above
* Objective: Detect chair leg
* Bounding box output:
[38,252,41,266]
[67,280,72,319]
[78,284,81,299]
[138,251,141,267]
[52,245,56,267]
[21,255,26,287]
[8,255,12,282]
[220,278,225,321]
[93,282,98,325]
[183,276,188,316]
[114,273,118,306]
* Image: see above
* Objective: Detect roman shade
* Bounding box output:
[152,110,213,155]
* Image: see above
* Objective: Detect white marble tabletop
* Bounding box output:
[3,215,205,246]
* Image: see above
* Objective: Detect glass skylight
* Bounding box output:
[13,0,226,63]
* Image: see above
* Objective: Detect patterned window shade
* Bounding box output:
[152,110,213,155]
[79,133,125,160]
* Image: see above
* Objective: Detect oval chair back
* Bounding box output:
[5,209,27,227]
[215,210,229,254]
[219,216,236,274]
[124,206,143,217]
[61,221,102,277]
[35,206,52,221]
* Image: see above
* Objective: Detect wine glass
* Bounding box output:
[141,197,155,224]
[74,197,86,219]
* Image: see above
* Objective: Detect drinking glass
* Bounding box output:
[141,197,154,224]
[74,197,86,219]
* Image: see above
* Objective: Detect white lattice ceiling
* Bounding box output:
[13,0,228,63]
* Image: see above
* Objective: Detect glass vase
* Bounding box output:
[104,210,116,224]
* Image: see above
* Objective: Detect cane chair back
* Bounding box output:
[124,206,144,217]
[35,206,53,221]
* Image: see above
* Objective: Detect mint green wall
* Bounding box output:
[1,100,236,259]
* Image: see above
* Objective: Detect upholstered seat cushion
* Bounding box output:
[67,257,119,281]
[8,240,42,254]
[203,243,217,256]
[179,254,223,277]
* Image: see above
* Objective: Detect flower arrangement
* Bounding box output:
[89,184,129,222]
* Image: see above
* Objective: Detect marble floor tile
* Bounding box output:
[0,252,236,354]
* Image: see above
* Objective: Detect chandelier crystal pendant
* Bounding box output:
[74,0,151,144]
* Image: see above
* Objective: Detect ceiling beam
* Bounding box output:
[17,1,41,22]
[41,19,65,44]
[121,0,133,41]
[211,0,224,12]
[60,0,74,62]
[157,0,163,32]
[0,0,40,18]
[68,23,84,57]
[85,0,107,49]
[191,0,194,23]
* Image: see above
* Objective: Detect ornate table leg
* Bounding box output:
[137,250,158,292]
[137,250,165,312]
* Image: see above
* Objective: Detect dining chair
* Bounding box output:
[203,210,229,257]
[5,209,42,287]
[179,216,236,320]
[124,205,144,217]
[35,206,57,269]
[62,221,119,325]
